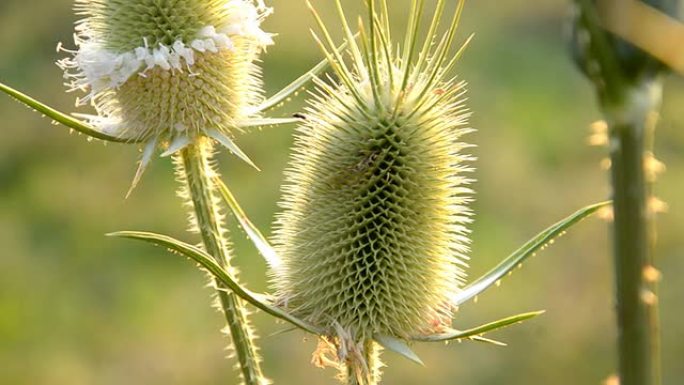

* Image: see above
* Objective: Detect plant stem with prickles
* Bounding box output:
[177,138,266,385]
[573,1,664,384]
[608,82,662,385]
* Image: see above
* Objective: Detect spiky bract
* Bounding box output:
[59,0,272,143]
[273,0,474,347]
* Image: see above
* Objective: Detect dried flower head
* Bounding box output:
[58,0,273,148]
[272,0,474,370]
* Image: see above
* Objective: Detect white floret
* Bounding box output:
[60,31,234,105]
[223,0,275,46]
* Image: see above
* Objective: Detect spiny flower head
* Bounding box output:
[272,0,474,361]
[58,0,273,146]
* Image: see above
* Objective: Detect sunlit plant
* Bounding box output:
[1,0,329,384]
[112,1,606,384]
[0,1,609,385]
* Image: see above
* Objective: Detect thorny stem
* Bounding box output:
[177,138,267,385]
[344,340,383,385]
[608,82,662,385]
[575,1,663,384]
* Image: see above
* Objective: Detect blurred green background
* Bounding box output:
[1,1,683,384]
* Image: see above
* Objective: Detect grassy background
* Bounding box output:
[1,0,683,384]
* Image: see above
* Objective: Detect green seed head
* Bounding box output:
[59,0,273,143]
[273,0,473,345]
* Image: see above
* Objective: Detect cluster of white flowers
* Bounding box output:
[58,0,274,106]
[226,0,275,47]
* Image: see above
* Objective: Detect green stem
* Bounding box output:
[609,117,649,385]
[344,340,383,385]
[574,2,664,383]
[606,80,662,385]
[177,138,266,385]
[643,100,663,385]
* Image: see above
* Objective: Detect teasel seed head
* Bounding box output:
[272,0,474,358]
[58,0,273,144]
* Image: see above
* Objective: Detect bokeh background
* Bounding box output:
[1,0,683,384]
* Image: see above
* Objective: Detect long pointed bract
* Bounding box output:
[0,81,137,143]
[109,230,322,335]
[413,311,546,342]
[452,201,611,306]
[213,177,282,270]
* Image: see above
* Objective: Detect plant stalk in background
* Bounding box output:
[572,1,678,384]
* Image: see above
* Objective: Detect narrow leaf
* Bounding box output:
[413,311,545,342]
[469,335,507,347]
[253,36,354,114]
[205,129,260,171]
[213,177,282,270]
[452,201,611,306]
[0,81,137,143]
[126,136,158,199]
[374,334,424,366]
[108,231,322,335]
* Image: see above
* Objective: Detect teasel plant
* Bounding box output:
[110,1,605,384]
[1,0,611,384]
[0,0,346,384]
[572,1,680,384]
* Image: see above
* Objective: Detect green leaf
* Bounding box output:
[374,334,424,366]
[412,311,545,342]
[213,177,282,270]
[252,37,354,114]
[452,201,611,306]
[0,81,138,143]
[108,231,323,335]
